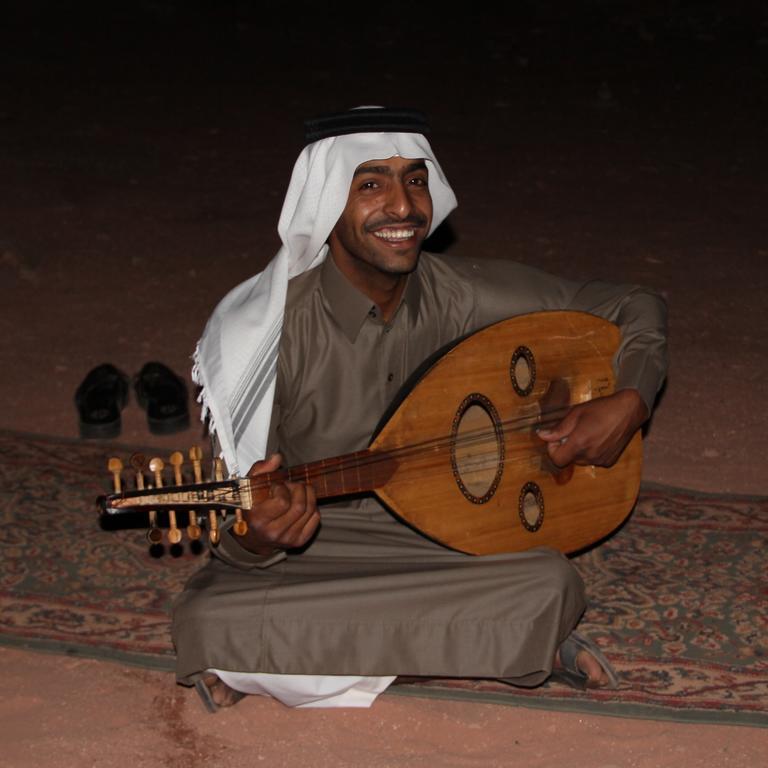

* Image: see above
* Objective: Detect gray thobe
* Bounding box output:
[172,252,667,685]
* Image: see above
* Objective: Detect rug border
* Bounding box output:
[0,635,176,673]
[387,683,768,729]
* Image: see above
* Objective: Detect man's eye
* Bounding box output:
[408,176,427,186]
[359,180,378,190]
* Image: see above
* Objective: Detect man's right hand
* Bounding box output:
[236,453,319,556]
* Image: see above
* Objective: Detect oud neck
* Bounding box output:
[253,448,394,502]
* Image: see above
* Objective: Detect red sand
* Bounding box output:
[1,648,765,768]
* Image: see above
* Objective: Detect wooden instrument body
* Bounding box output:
[370,311,642,555]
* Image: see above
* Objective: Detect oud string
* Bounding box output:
[245,402,574,496]
[113,402,577,508]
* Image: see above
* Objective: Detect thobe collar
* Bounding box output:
[319,253,422,343]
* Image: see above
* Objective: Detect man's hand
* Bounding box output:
[537,389,648,468]
[236,453,319,556]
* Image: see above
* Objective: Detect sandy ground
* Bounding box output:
[1,2,766,765]
[1,647,765,768]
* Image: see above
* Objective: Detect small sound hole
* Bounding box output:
[519,482,544,532]
[510,346,536,396]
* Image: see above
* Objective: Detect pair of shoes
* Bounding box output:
[194,676,247,714]
[134,361,190,435]
[550,631,619,690]
[75,364,130,439]
[75,361,189,438]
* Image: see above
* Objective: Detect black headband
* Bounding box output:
[304,107,430,144]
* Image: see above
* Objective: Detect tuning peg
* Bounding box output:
[209,458,247,537]
[130,453,146,490]
[167,519,182,545]
[206,457,228,544]
[149,457,181,544]
[146,457,170,544]
[149,456,164,483]
[186,518,202,541]
[166,452,186,545]
[169,451,184,483]
[107,457,123,493]
[131,453,160,543]
[189,445,203,483]
[189,445,211,542]
[170,450,201,540]
[207,509,220,544]
[233,509,248,537]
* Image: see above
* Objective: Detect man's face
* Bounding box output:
[328,155,433,278]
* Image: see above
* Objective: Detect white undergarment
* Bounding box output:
[208,669,396,708]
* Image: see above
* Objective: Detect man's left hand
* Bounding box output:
[537,389,648,468]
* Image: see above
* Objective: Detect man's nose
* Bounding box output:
[382,181,412,219]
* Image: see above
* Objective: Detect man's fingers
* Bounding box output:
[280,483,319,545]
[538,409,577,443]
[248,481,318,549]
[244,483,292,529]
[268,481,292,505]
[547,429,622,468]
[547,439,579,467]
[537,426,565,441]
[540,411,579,466]
[282,503,321,547]
[246,453,283,477]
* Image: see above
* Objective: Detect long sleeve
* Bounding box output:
[450,257,668,415]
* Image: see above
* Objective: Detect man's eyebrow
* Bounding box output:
[353,160,428,178]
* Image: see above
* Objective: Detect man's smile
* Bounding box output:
[372,227,417,242]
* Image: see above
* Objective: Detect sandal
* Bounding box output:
[550,630,619,690]
[134,361,189,435]
[194,675,246,714]
[75,363,129,439]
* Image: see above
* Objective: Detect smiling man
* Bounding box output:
[176,107,667,712]
[329,157,432,314]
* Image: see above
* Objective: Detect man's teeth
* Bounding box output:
[373,229,414,241]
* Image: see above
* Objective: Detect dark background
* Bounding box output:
[1,0,767,492]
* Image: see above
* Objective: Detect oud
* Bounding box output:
[99,311,642,555]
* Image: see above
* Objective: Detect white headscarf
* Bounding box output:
[193,131,458,475]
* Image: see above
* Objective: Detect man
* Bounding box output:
[175,107,667,711]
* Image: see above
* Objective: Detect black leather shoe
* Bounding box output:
[75,363,130,439]
[134,362,190,435]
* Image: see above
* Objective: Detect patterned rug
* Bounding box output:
[1,429,766,726]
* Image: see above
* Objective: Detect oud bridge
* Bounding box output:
[102,446,249,548]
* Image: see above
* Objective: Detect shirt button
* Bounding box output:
[368,307,377,318]
[387,373,394,382]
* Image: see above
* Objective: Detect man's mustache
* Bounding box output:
[365,215,429,232]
